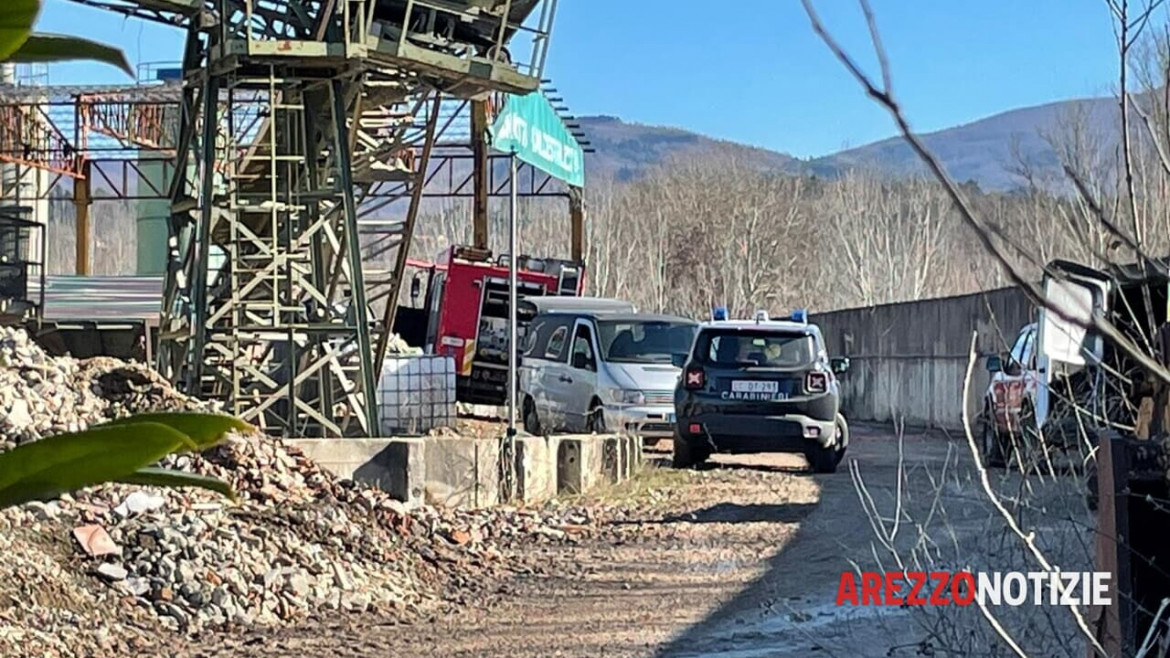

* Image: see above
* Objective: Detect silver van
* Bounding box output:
[518,303,698,439]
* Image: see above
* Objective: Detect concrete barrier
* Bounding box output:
[289,433,639,509]
[555,437,589,496]
[514,436,555,503]
[288,438,426,506]
[422,437,499,508]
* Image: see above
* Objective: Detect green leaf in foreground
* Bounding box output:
[99,412,252,451]
[0,0,39,62]
[117,467,237,503]
[0,422,191,508]
[7,33,132,76]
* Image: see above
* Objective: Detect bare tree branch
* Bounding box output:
[801,0,1170,393]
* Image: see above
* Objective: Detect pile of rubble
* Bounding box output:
[0,327,597,656]
[0,329,196,449]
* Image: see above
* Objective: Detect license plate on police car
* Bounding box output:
[731,380,779,393]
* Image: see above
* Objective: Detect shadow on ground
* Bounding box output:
[652,426,973,658]
[659,502,818,525]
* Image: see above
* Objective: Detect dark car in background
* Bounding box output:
[672,310,851,472]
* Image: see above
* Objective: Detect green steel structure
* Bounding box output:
[68,0,559,437]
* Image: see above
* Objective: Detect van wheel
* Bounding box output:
[587,400,606,434]
[980,402,1006,468]
[1010,401,1045,474]
[523,397,541,436]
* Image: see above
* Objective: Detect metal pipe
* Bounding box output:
[535,0,558,79]
[506,151,519,490]
[399,0,413,53]
[494,0,514,65]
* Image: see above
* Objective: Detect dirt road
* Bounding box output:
[179,425,1091,657]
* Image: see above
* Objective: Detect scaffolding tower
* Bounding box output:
[62,0,559,436]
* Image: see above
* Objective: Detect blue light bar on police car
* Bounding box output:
[712,306,728,321]
[790,309,808,324]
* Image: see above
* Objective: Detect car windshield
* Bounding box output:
[698,330,816,368]
[597,320,697,364]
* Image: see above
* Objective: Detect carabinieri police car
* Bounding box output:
[672,308,852,473]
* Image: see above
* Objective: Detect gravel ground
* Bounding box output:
[175,426,1095,658]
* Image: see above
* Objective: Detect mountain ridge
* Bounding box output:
[580,95,1118,191]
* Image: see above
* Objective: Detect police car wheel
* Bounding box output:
[809,445,840,474]
[834,414,849,453]
[671,433,709,469]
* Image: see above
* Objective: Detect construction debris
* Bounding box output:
[0,327,599,656]
[384,332,422,356]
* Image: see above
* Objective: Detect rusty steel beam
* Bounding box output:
[78,94,179,154]
[376,92,442,367]
[0,103,83,178]
[74,160,93,275]
[471,99,489,250]
[1093,433,1126,657]
[569,184,584,262]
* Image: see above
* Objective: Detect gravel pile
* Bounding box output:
[0,328,201,449]
[0,327,597,657]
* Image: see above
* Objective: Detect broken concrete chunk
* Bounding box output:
[73,524,121,557]
[96,563,129,582]
[114,491,166,517]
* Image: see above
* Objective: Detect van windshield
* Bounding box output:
[597,320,697,364]
[697,330,816,368]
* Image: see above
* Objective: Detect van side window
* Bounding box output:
[545,326,569,361]
[523,321,544,356]
[1009,329,1031,368]
[1022,328,1037,370]
[571,324,596,370]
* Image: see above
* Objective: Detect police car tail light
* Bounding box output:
[684,367,705,390]
[806,371,828,394]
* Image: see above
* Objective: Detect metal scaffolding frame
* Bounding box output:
[0,0,586,438]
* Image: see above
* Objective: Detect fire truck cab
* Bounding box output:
[412,245,585,406]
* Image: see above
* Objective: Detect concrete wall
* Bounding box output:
[812,286,1035,430]
[289,433,639,510]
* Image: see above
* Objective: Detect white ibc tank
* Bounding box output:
[378,355,457,436]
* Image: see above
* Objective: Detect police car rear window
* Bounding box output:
[696,330,815,368]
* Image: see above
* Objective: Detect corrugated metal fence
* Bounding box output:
[812,287,1035,431]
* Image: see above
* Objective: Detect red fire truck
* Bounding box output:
[406,245,585,406]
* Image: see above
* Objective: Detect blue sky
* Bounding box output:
[39,0,1126,158]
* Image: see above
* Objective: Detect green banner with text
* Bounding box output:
[489,91,585,188]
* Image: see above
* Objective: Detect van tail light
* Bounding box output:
[806,371,828,394]
[684,367,706,390]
